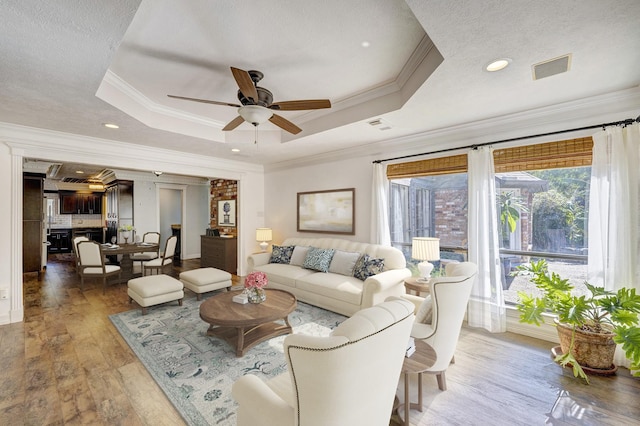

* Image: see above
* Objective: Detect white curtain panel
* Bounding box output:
[467,147,506,332]
[371,163,391,246]
[588,123,640,368]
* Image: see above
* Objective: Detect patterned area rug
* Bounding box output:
[109,294,345,425]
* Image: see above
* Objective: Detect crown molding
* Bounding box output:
[265,86,640,171]
[0,122,262,179]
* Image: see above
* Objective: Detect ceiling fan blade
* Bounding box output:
[270,99,331,111]
[167,94,241,108]
[222,115,245,131]
[269,114,302,135]
[230,67,259,103]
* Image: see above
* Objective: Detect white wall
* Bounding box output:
[133,180,158,239]
[0,144,13,324]
[265,156,373,245]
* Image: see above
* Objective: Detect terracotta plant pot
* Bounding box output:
[556,321,616,370]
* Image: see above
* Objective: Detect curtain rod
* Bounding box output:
[372,114,640,164]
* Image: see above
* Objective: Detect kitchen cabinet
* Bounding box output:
[23,173,44,273]
[201,236,237,274]
[48,229,72,253]
[72,228,103,244]
[59,191,103,214]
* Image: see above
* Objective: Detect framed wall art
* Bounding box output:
[297,188,355,235]
[217,199,236,227]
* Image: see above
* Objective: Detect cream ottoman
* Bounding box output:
[180,267,232,300]
[127,274,184,315]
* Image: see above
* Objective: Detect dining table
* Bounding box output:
[100,242,160,281]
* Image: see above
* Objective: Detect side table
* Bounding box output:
[395,340,437,426]
[404,276,431,296]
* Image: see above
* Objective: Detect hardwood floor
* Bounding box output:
[2,256,639,425]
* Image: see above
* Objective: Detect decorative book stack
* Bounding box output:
[232,293,248,304]
[405,337,416,357]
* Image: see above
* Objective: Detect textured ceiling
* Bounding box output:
[2,0,639,172]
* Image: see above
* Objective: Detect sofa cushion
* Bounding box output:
[329,250,361,276]
[353,254,385,281]
[302,247,335,272]
[253,263,315,287]
[269,245,295,264]
[290,246,310,266]
[296,273,364,305]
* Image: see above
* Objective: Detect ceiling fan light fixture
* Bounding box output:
[238,105,273,126]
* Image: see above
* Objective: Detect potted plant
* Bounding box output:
[118,224,135,243]
[516,259,640,383]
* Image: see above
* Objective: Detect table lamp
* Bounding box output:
[411,237,440,282]
[256,228,273,252]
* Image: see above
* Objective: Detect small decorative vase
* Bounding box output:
[247,287,266,304]
[122,231,130,244]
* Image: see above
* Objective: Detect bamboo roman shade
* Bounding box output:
[493,137,593,172]
[386,137,593,179]
[387,154,467,178]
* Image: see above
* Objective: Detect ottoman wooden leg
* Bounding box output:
[178,298,183,306]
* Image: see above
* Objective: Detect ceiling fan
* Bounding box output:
[168,67,331,135]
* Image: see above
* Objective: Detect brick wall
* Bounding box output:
[434,189,468,247]
[210,179,238,237]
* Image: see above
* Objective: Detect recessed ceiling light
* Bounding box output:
[361,41,370,48]
[485,58,511,72]
[231,148,240,153]
[103,123,119,129]
[75,170,84,174]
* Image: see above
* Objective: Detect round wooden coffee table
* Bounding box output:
[199,288,297,357]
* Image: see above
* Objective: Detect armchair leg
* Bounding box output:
[436,372,447,391]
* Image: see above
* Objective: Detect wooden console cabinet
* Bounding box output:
[201,235,237,274]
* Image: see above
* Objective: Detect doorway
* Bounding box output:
[158,187,183,261]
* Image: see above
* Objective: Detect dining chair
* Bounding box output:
[142,235,177,276]
[72,236,90,275]
[76,240,122,294]
[130,231,161,272]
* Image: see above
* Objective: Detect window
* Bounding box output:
[389,174,468,270]
[387,137,592,304]
[499,167,590,304]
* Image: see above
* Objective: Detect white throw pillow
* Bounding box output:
[414,295,433,324]
[328,250,361,276]
[290,246,310,266]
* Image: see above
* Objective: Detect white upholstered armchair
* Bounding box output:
[231,298,415,426]
[402,261,477,391]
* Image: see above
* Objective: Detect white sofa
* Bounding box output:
[247,237,411,316]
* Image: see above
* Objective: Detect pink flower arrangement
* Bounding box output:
[244,271,268,289]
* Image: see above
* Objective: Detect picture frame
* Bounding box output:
[217,199,236,227]
[297,188,355,235]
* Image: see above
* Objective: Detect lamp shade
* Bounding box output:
[411,237,440,261]
[256,228,272,242]
[239,105,273,126]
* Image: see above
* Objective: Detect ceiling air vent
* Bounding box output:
[532,54,571,80]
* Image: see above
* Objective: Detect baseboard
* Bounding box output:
[505,307,558,343]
